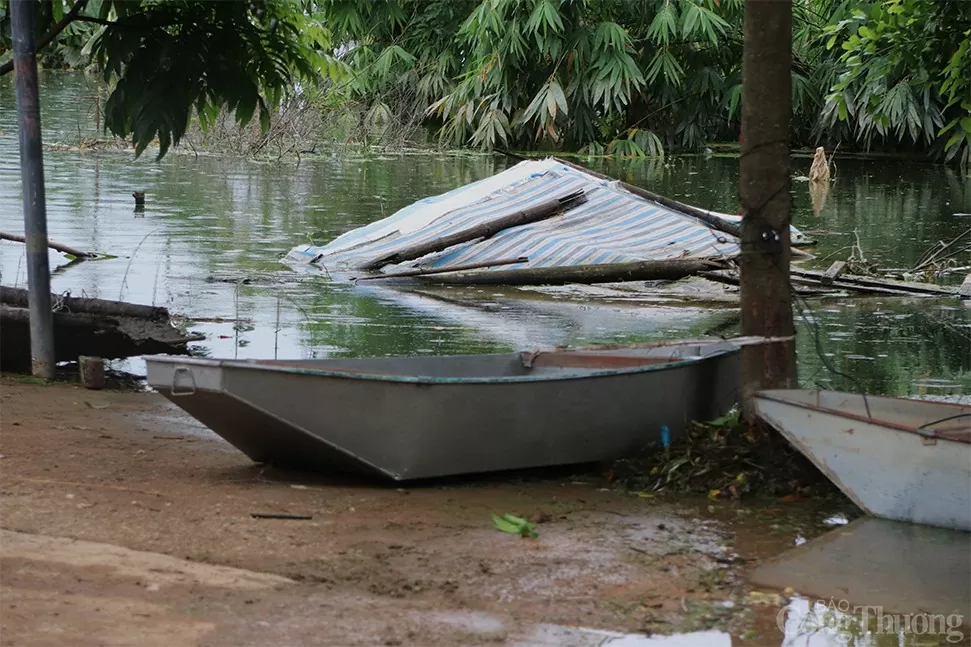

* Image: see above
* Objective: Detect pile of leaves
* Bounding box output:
[609,409,840,499]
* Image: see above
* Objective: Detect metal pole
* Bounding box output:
[11,0,55,379]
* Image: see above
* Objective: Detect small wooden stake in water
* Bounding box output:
[274,296,281,360]
[960,274,971,299]
[79,356,105,390]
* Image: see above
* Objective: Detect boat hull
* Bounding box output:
[754,390,971,532]
[145,342,740,481]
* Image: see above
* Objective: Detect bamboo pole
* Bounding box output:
[543,155,742,238]
[0,231,95,258]
[419,258,727,286]
[788,276,932,297]
[359,189,587,270]
[703,269,958,298]
[789,268,958,296]
[356,257,529,281]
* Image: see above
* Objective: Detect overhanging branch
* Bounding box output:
[72,15,116,27]
[73,15,183,29]
[0,0,90,77]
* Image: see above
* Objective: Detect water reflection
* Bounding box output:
[0,73,969,396]
[794,298,971,396]
[809,180,830,216]
[347,283,741,350]
[516,625,731,646]
[776,596,968,646]
[752,517,970,645]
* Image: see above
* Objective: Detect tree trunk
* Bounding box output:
[739,0,798,420]
[0,285,168,320]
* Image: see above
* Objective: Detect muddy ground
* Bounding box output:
[0,377,851,646]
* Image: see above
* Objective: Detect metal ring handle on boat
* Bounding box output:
[171,366,196,397]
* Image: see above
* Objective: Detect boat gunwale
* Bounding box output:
[143,345,739,385]
[754,390,971,444]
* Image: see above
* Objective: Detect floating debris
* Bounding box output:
[286,158,750,284]
[284,158,963,301]
[0,286,201,373]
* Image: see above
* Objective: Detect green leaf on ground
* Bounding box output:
[492,513,538,538]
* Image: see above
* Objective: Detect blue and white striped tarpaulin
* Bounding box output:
[286,159,741,273]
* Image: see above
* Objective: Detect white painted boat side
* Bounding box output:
[754,392,971,532]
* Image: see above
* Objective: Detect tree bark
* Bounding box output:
[739,0,798,419]
[0,285,169,320]
[0,304,197,373]
[0,230,95,258]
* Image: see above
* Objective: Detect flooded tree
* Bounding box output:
[297,0,966,163]
[2,0,966,162]
[738,0,798,417]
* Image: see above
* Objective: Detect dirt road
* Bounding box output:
[0,377,816,646]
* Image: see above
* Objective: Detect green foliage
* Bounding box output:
[3,0,966,162]
[821,0,971,165]
[318,0,967,163]
[318,0,472,135]
[317,0,845,157]
[1,0,337,159]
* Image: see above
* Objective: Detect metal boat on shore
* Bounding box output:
[144,339,740,481]
[754,389,971,531]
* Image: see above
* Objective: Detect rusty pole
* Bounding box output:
[11,0,55,379]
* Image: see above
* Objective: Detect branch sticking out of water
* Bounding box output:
[118,230,157,302]
[0,231,96,259]
[911,227,971,273]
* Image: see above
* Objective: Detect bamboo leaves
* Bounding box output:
[647,2,678,46]
[821,0,970,165]
[373,45,416,81]
[518,78,567,141]
[680,2,728,45]
[594,21,626,52]
[522,79,567,122]
[939,32,971,165]
[645,49,684,87]
[472,108,510,148]
[7,0,965,164]
[525,0,564,40]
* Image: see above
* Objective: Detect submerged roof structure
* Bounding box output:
[285,158,741,274]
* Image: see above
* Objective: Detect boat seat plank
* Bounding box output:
[519,352,675,370]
